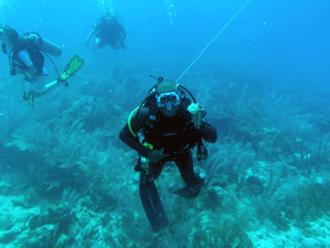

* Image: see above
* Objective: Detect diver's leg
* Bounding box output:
[148,158,167,181]
[173,150,205,199]
[29,79,61,98]
[23,76,61,107]
[24,78,67,108]
[176,150,204,186]
[139,166,169,232]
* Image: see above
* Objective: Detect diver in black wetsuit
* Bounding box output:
[85,12,126,51]
[119,78,217,232]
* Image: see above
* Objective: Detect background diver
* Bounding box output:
[0,24,84,107]
[85,12,126,51]
[119,78,217,232]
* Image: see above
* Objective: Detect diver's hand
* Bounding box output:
[148,149,167,163]
[85,39,90,46]
[188,103,205,128]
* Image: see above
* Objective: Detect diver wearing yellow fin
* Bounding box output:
[0,24,84,108]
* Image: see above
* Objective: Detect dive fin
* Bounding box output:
[173,177,205,199]
[58,54,85,81]
[23,91,34,108]
[140,174,169,232]
[173,186,202,199]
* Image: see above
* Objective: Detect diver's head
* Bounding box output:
[104,11,116,21]
[156,79,181,117]
[105,11,115,17]
[0,24,19,44]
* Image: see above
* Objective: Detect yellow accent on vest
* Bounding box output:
[143,143,153,150]
[128,107,154,155]
[128,107,139,137]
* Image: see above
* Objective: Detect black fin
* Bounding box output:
[173,185,202,199]
[140,173,169,232]
[173,177,205,199]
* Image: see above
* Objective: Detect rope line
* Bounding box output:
[176,0,251,83]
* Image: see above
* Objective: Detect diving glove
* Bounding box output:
[148,149,167,163]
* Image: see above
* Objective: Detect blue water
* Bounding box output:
[1,0,328,89]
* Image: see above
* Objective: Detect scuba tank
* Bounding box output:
[5,31,64,78]
[39,37,62,57]
[24,32,62,57]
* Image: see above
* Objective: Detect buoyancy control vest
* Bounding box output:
[142,94,202,154]
[2,37,45,76]
[130,87,202,154]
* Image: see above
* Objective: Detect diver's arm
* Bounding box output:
[121,27,126,42]
[120,31,126,49]
[119,107,151,157]
[185,100,217,143]
[118,24,126,49]
[85,29,96,45]
[119,125,150,157]
[199,120,218,143]
[121,31,126,48]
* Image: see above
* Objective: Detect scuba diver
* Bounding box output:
[0,24,84,108]
[85,12,126,51]
[119,77,217,232]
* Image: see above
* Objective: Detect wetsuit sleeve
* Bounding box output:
[86,29,96,43]
[199,119,217,143]
[119,108,151,158]
[120,25,126,39]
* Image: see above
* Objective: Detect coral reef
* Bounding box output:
[1,63,330,247]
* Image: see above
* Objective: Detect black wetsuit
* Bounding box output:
[95,18,126,49]
[119,96,217,185]
[120,95,217,232]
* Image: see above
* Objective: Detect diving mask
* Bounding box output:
[156,92,181,109]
